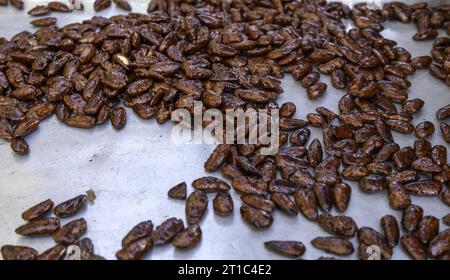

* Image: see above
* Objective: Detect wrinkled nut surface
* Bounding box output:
[122,220,153,248]
[311,237,354,256]
[15,218,60,236]
[1,245,38,260]
[151,218,184,246]
[53,218,87,244]
[172,225,202,249]
[264,241,305,258]
[21,199,54,221]
[240,205,273,229]
[185,190,208,225]
[213,192,233,216]
[37,244,67,260]
[54,195,87,218]
[116,236,153,260]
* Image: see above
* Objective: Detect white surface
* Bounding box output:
[0,1,449,260]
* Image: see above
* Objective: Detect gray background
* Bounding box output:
[0,1,449,260]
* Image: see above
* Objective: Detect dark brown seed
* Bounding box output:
[411,56,432,69]
[13,118,39,138]
[307,113,326,127]
[393,147,414,170]
[213,192,233,216]
[204,144,230,172]
[357,227,393,260]
[114,0,131,11]
[279,102,296,118]
[192,176,230,192]
[441,122,450,143]
[419,216,440,244]
[75,238,94,260]
[331,183,351,213]
[403,99,424,114]
[300,72,320,88]
[28,5,50,16]
[366,163,392,176]
[313,183,332,213]
[65,116,96,129]
[414,138,432,158]
[1,245,38,260]
[241,194,274,213]
[401,234,428,260]
[429,228,450,258]
[270,192,298,216]
[436,104,450,121]
[94,0,112,12]
[388,181,411,210]
[264,241,305,258]
[307,82,327,99]
[294,188,318,221]
[111,107,127,129]
[122,220,153,248]
[307,138,323,167]
[402,204,424,232]
[30,17,57,27]
[172,225,202,249]
[168,182,187,200]
[48,2,72,12]
[404,180,442,196]
[431,145,447,166]
[380,215,400,247]
[443,214,450,226]
[15,218,60,236]
[186,191,208,225]
[311,237,354,256]
[11,138,29,155]
[53,218,87,244]
[374,143,400,163]
[290,128,310,146]
[414,121,435,138]
[317,214,358,238]
[54,195,87,218]
[240,205,273,229]
[116,236,152,260]
[37,244,67,260]
[441,187,450,207]
[151,218,184,246]
[21,199,54,221]
[342,165,368,180]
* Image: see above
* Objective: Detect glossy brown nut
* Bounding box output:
[380,215,400,247]
[414,121,435,138]
[30,17,57,27]
[53,218,87,244]
[402,99,424,114]
[342,165,368,180]
[240,205,273,229]
[13,118,39,138]
[418,216,440,244]
[48,1,72,12]
[393,147,414,170]
[270,192,298,216]
[290,128,310,146]
[37,244,67,260]
[279,102,296,118]
[54,195,87,218]
[15,218,60,236]
[366,163,392,176]
[116,236,153,260]
[241,194,274,213]
[172,225,202,249]
[168,182,187,200]
[331,69,347,89]
[114,0,132,11]
[65,115,96,129]
[317,214,358,238]
[429,229,450,258]
[307,82,327,99]
[431,145,447,166]
[1,245,38,260]
[11,138,29,155]
[443,214,450,226]
[401,234,428,260]
[152,218,184,246]
[387,181,411,210]
[414,138,432,158]
[110,107,127,129]
[404,180,442,197]
[21,199,54,221]
[300,71,320,88]
[402,204,424,232]
[122,220,153,248]
[357,227,393,260]
[186,191,208,225]
[411,157,442,173]
[411,56,432,69]
[264,241,305,258]
[94,0,112,11]
[441,122,450,143]
[436,104,450,121]
[192,176,230,192]
[373,143,399,163]
[213,192,233,216]
[313,183,332,213]
[307,113,326,127]
[331,183,351,213]
[28,5,50,16]
[311,237,354,256]
[204,144,230,172]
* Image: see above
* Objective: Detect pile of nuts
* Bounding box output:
[0,0,450,260]
[1,193,106,260]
